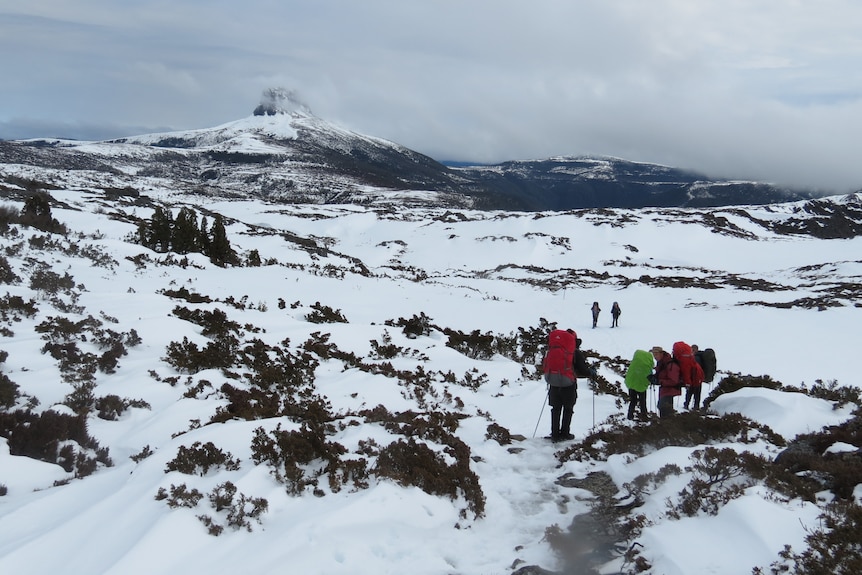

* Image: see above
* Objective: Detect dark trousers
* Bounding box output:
[627,388,647,419]
[658,395,675,419]
[684,385,702,410]
[611,314,620,327]
[548,385,577,437]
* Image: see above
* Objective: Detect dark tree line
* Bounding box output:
[137,207,238,266]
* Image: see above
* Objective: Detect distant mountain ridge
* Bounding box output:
[0,90,832,210]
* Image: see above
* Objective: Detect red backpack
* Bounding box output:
[672,341,704,387]
[544,329,577,380]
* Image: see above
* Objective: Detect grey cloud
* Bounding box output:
[2,1,862,192]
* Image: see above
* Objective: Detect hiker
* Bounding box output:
[610,302,621,328]
[693,344,717,384]
[591,302,601,329]
[543,329,578,442]
[624,349,653,420]
[674,342,705,411]
[686,345,707,410]
[651,345,681,418]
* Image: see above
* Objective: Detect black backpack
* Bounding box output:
[698,348,717,383]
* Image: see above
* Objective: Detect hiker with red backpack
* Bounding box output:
[674,341,705,411]
[650,345,682,418]
[542,328,579,441]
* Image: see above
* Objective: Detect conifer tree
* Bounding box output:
[148,206,173,253]
[198,215,211,257]
[171,207,199,255]
[20,192,62,233]
[207,214,236,266]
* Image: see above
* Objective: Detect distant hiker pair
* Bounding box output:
[591,301,622,328]
[542,329,591,441]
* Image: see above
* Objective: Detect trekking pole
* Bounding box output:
[591,379,596,430]
[532,387,548,438]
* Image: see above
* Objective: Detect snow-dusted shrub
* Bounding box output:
[305,301,348,324]
[129,445,153,463]
[373,437,485,518]
[443,327,496,360]
[250,423,350,496]
[95,394,150,420]
[759,501,862,575]
[0,409,111,476]
[155,483,204,508]
[484,422,512,445]
[385,312,435,339]
[558,412,786,463]
[29,268,75,296]
[164,441,241,476]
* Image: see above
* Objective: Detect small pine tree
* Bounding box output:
[171,207,199,255]
[148,206,173,253]
[20,192,64,233]
[198,216,211,256]
[207,215,235,266]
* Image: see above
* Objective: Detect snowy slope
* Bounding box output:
[0,189,861,574]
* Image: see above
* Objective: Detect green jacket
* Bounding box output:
[625,349,655,392]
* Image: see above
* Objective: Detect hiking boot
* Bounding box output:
[561,433,575,440]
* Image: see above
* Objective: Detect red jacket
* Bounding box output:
[655,352,682,398]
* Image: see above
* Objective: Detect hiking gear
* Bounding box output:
[655,351,682,398]
[699,348,717,383]
[573,348,592,379]
[532,390,548,438]
[672,341,704,388]
[625,349,654,393]
[543,329,576,384]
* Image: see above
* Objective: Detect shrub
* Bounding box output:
[208,481,268,532]
[385,312,435,339]
[250,423,349,496]
[558,412,786,463]
[0,371,20,410]
[19,192,66,234]
[29,269,76,295]
[0,409,111,476]
[163,335,239,374]
[306,302,348,324]
[670,448,761,517]
[760,502,862,574]
[164,441,241,476]
[130,445,154,463]
[369,330,402,359]
[485,422,512,445]
[0,254,19,284]
[161,287,213,303]
[95,394,151,420]
[155,483,204,508]
[443,328,496,360]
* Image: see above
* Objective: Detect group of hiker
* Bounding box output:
[541,322,718,441]
[625,343,716,420]
[590,301,622,329]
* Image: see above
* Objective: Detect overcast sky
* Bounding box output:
[2,1,862,192]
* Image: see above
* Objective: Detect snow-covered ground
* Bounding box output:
[0,189,860,574]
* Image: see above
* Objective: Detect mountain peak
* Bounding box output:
[253,87,312,117]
